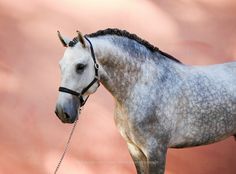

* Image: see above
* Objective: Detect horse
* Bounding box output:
[55,28,236,174]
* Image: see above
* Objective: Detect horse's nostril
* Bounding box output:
[64,112,70,119]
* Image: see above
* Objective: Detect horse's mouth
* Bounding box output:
[61,119,76,124]
[61,114,77,123]
[55,109,78,124]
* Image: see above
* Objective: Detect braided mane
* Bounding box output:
[86,28,181,63]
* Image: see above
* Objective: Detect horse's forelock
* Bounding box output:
[68,38,78,47]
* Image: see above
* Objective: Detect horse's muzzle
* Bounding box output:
[55,97,79,123]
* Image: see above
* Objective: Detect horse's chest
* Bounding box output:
[114,106,131,141]
[114,103,142,144]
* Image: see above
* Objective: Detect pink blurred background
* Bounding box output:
[0,0,236,173]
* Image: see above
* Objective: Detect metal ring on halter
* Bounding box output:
[94,63,99,70]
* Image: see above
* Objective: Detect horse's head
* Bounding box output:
[55,31,100,123]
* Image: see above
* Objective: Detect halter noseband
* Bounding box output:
[58,36,100,107]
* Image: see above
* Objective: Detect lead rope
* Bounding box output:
[54,117,78,174]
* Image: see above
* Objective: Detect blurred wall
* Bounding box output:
[0,0,236,173]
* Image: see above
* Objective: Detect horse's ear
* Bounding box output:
[57,31,70,47]
[76,31,86,48]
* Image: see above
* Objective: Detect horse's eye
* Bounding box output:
[76,63,86,73]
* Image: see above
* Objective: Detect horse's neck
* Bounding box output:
[89,36,183,103]
[89,36,142,102]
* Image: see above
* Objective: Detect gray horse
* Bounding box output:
[55,28,236,174]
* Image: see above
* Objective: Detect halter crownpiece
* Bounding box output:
[58,35,100,107]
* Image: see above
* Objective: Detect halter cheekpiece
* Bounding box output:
[58,36,100,107]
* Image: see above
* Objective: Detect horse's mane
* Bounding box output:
[87,28,181,63]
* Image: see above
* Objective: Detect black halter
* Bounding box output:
[59,36,100,107]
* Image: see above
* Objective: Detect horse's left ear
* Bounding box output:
[76,31,86,48]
